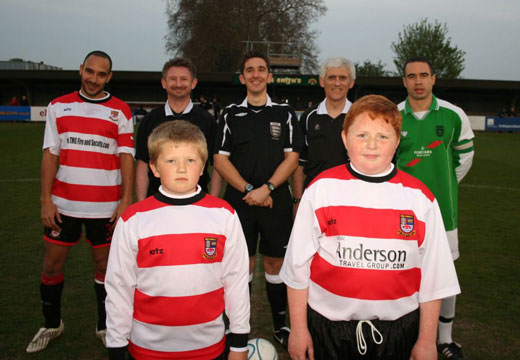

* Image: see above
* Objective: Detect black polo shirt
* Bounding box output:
[299,98,351,188]
[215,96,303,188]
[135,101,216,195]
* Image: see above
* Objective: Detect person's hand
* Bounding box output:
[260,196,273,208]
[288,327,314,360]
[228,350,247,360]
[409,339,436,360]
[242,186,270,206]
[110,198,132,225]
[41,199,61,231]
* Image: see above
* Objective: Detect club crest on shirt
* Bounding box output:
[314,123,320,131]
[398,214,416,236]
[270,122,281,139]
[203,237,218,259]
[109,110,120,122]
[436,125,444,137]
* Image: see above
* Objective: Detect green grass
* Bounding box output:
[455,132,520,359]
[0,124,519,359]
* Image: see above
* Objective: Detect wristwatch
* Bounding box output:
[266,181,275,192]
[244,183,254,194]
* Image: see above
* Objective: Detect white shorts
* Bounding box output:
[446,228,459,261]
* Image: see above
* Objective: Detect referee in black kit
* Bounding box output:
[213,51,303,351]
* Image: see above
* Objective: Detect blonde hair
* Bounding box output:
[148,120,208,165]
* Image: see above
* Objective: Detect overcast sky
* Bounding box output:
[1,0,519,80]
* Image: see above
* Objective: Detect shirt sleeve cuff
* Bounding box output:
[229,332,249,348]
[229,346,248,352]
[107,346,128,360]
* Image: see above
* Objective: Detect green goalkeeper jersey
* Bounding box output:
[397,95,475,231]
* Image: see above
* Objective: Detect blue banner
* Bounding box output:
[0,106,31,121]
[485,117,520,132]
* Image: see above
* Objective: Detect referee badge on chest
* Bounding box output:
[270,122,281,139]
[203,237,218,259]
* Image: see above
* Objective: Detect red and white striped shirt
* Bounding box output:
[280,164,460,321]
[43,91,134,218]
[105,187,250,359]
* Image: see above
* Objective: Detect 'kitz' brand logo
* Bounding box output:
[149,248,164,255]
[328,218,336,225]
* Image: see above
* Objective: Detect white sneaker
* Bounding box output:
[96,327,107,347]
[26,320,64,353]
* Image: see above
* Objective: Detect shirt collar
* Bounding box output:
[158,184,201,199]
[154,185,205,205]
[404,94,439,114]
[164,99,194,116]
[78,90,111,103]
[316,98,352,116]
[238,95,273,108]
[347,162,397,183]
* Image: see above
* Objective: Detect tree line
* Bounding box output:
[165,1,465,78]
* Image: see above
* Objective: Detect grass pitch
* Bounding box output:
[0,123,518,359]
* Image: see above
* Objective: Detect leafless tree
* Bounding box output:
[165,0,327,73]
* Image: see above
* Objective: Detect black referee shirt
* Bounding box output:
[135,101,217,195]
[299,98,352,188]
[215,96,303,187]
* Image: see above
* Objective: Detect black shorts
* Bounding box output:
[43,214,114,248]
[307,306,419,360]
[224,184,293,258]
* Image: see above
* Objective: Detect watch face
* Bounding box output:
[267,182,275,191]
[245,184,254,192]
